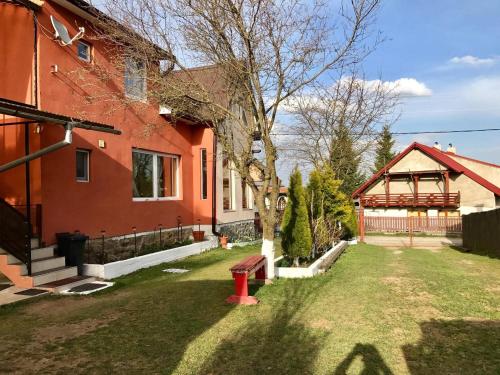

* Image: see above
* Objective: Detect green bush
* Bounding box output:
[281,168,312,266]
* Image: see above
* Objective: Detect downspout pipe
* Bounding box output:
[211,132,221,237]
[0,123,73,173]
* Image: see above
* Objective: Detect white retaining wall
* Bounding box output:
[83,237,218,279]
[275,240,348,278]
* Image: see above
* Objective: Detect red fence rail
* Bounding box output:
[360,193,460,208]
[363,216,462,234]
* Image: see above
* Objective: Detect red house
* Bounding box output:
[0,0,255,287]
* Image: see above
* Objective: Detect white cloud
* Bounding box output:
[449,55,496,67]
[377,78,432,97]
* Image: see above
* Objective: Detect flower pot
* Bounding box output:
[219,235,229,249]
[192,230,205,242]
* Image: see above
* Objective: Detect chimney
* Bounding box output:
[433,141,442,151]
[447,143,456,154]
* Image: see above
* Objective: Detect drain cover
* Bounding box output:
[15,289,47,296]
[163,268,190,273]
[68,283,109,293]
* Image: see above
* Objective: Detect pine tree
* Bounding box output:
[329,124,365,196]
[281,168,312,266]
[373,124,396,172]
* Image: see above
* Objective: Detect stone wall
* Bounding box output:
[85,228,193,264]
[218,220,259,242]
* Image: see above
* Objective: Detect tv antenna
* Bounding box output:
[50,15,85,46]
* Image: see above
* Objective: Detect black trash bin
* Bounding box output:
[56,232,88,274]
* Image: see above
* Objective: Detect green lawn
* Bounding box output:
[1,243,499,374]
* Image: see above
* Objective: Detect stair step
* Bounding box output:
[31,238,40,249]
[30,256,66,274]
[31,266,78,286]
[38,276,95,293]
[31,246,55,260]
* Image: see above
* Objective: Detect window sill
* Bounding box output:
[223,209,236,213]
[133,197,181,202]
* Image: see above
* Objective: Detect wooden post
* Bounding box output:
[359,196,365,243]
[384,175,390,207]
[408,216,413,247]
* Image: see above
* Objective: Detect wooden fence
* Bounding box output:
[362,216,462,234]
[463,208,500,256]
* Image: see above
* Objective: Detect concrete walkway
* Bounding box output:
[0,283,48,306]
[364,235,463,248]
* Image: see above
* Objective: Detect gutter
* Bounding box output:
[211,132,221,237]
[0,124,73,173]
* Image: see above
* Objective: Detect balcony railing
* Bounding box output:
[360,193,460,208]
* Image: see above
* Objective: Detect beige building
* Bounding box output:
[352,142,500,217]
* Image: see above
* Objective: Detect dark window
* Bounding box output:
[76,149,89,182]
[125,58,146,100]
[222,155,233,210]
[201,149,207,199]
[132,151,154,197]
[77,41,91,62]
[242,181,247,209]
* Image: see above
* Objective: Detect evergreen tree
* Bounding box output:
[329,124,365,196]
[281,168,312,266]
[306,165,358,251]
[373,124,396,172]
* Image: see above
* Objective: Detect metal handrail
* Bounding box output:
[0,198,31,273]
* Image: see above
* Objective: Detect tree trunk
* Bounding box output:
[261,217,275,279]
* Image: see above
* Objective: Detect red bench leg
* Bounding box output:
[226,272,259,305]
[255,265,266,284]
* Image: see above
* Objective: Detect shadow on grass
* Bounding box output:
[333,343,393,374]
[449,245,500,261]
[402,319,500,374]
[197,280,329,374]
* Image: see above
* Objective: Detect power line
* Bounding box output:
[270,128,500,136]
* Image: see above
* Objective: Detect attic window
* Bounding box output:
[77,41,91,62]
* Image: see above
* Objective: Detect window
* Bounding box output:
[77,41,91,62]
[132,149,179,200]
[242,181,254,210]
[76,149,89,182]
[222,155,235,210]
[125,57,146,100]
[200,148,208,199]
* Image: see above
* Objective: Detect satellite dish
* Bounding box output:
[50,15,85,46]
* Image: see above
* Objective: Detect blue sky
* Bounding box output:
[362,0,500,162]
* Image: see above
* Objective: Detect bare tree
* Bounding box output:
[81,0,380,278]
[283,68,399,191]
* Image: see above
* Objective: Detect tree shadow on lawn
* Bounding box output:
[333,343,394,375]
[402,319,500,374]
[198,280,330,375]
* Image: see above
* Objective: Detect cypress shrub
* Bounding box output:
[281,168,312,266]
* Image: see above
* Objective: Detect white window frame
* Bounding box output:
[76,149,89,182]
[124,57,147,101]
[200,148,208,200]
[246,183,254,209]
[77,40,91,62]
[132,149,180,201]
[222,156,236,211]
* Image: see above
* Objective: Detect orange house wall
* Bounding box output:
[0,4,42,206]
[0,2,214,244]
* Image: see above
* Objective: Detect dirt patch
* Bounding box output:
[308,318,332,331]
[459,259,474,265]
[486,285,500,294]
[24,290,131,317]
[392,250,403,255]
[35,312,121,344]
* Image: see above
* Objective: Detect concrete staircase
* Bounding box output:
[0,240,91,290]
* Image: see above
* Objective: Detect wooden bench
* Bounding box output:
[226,255,266,305]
